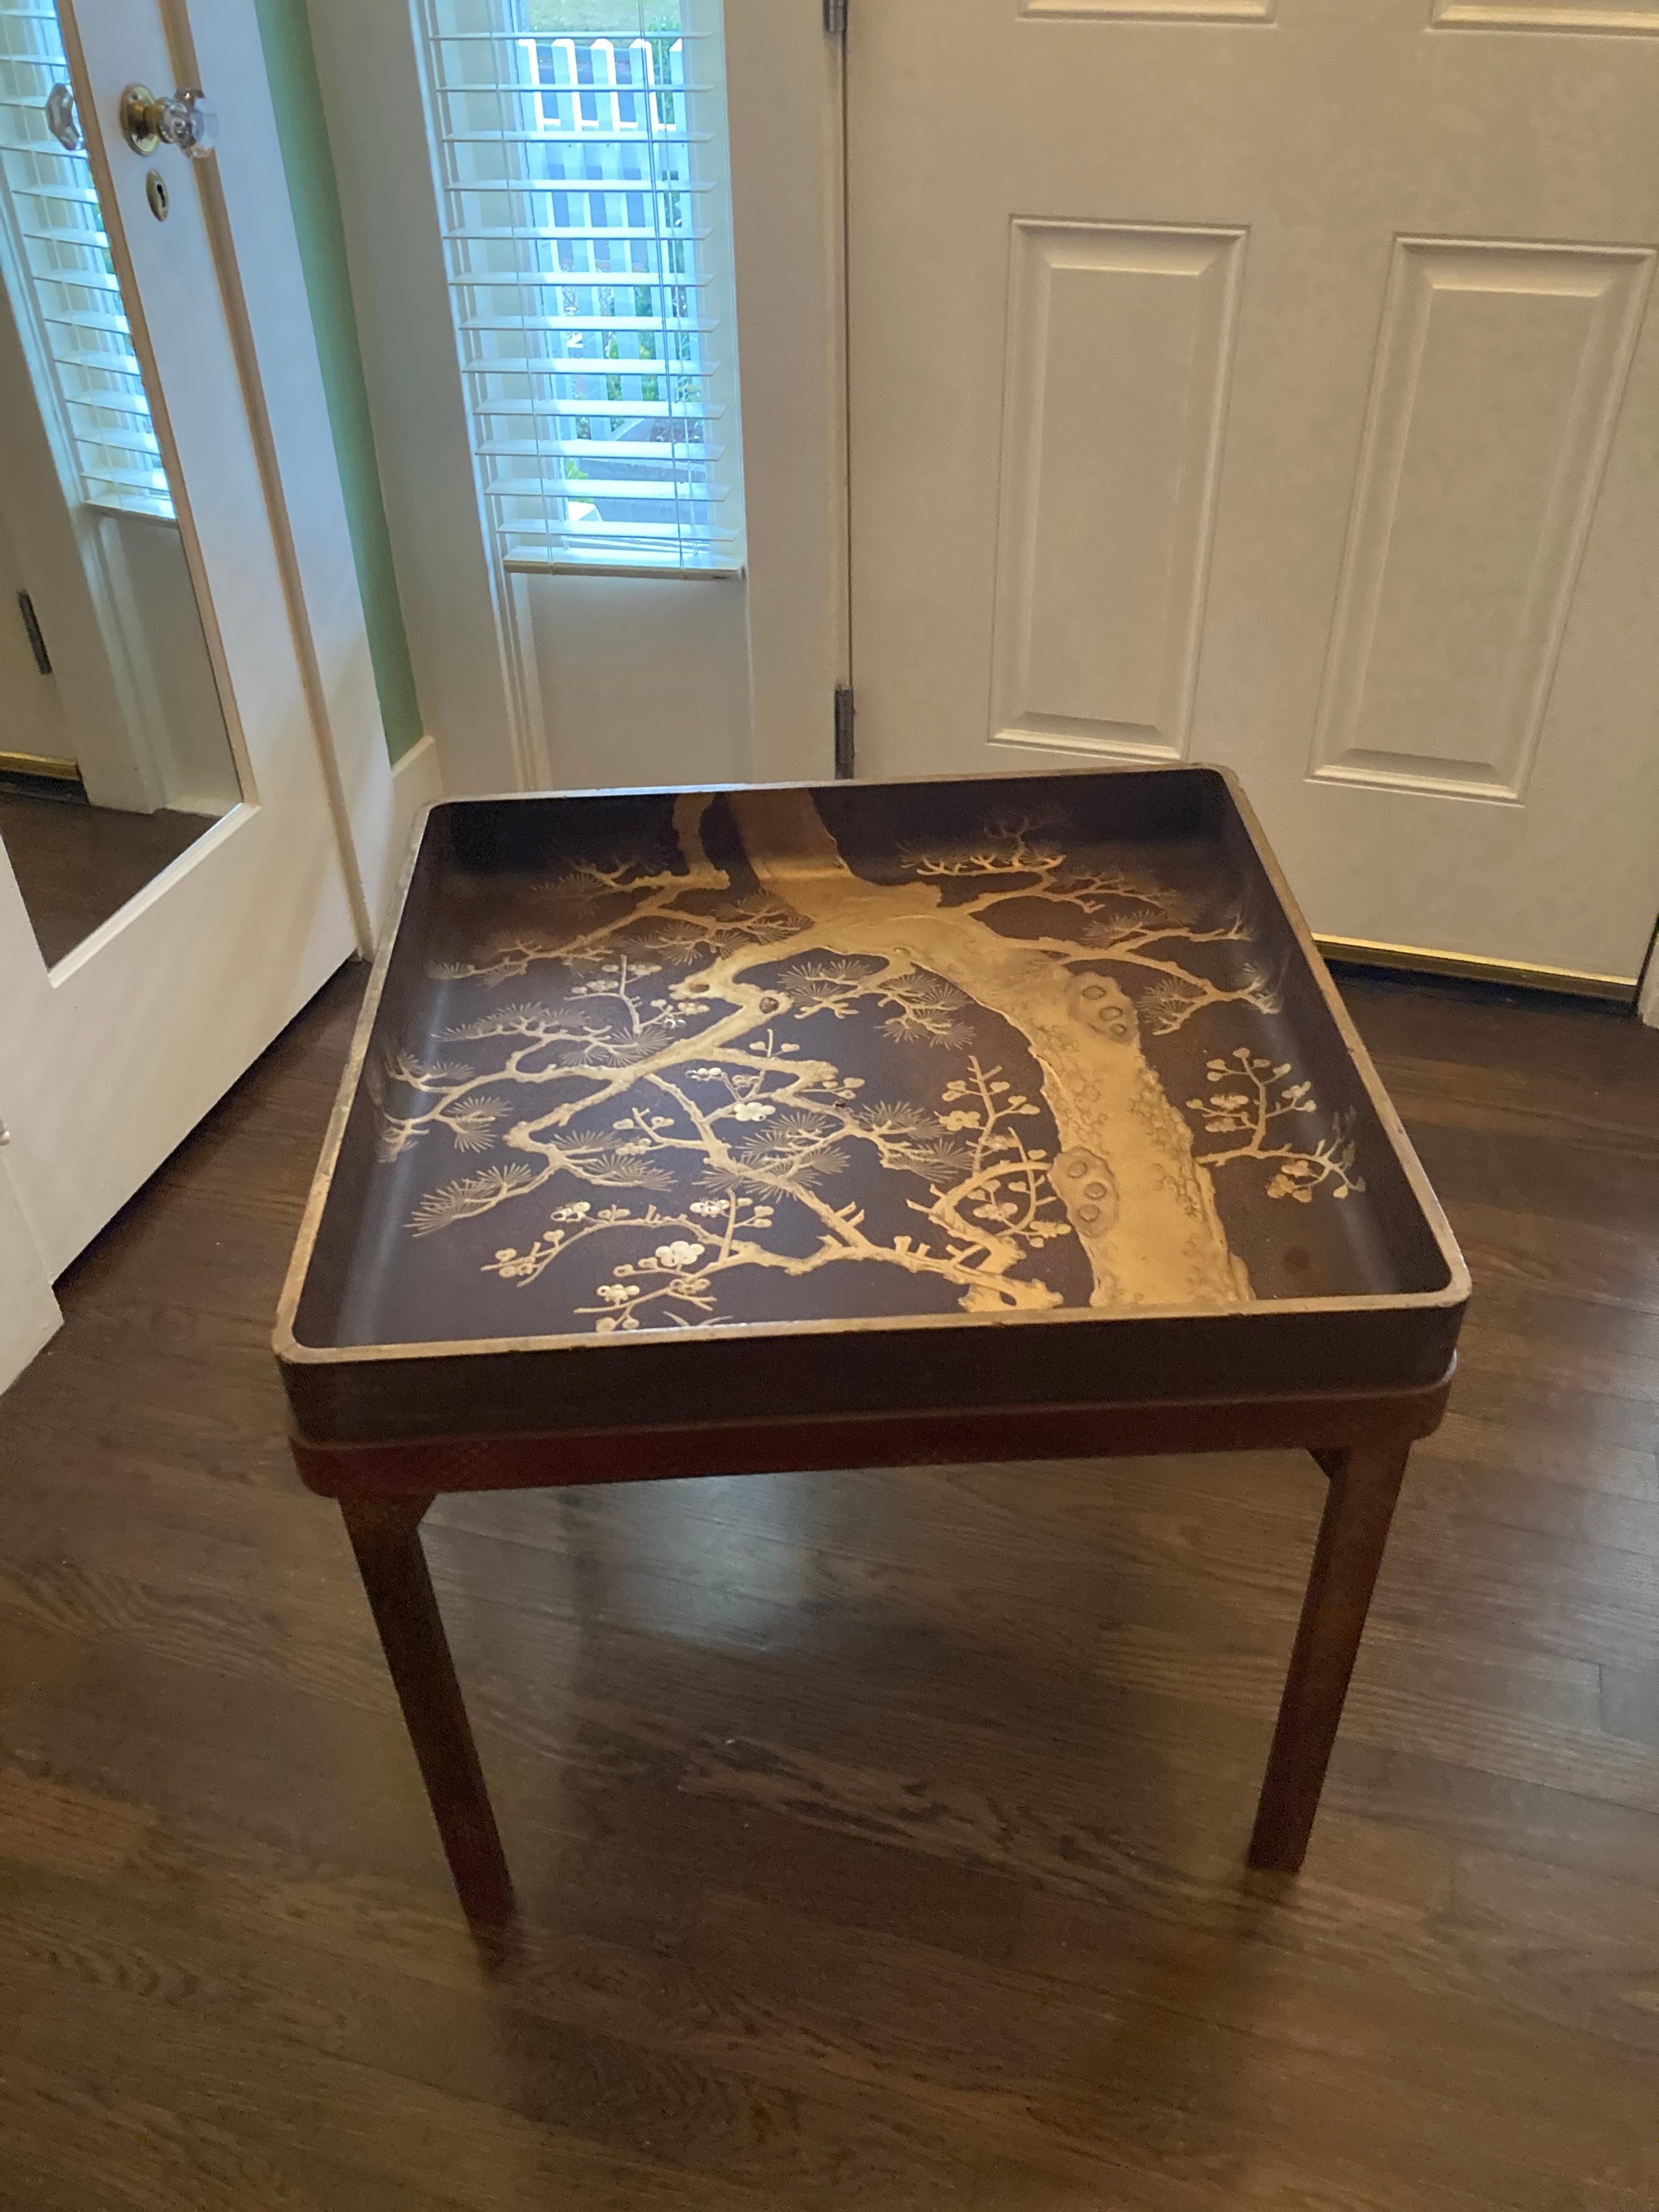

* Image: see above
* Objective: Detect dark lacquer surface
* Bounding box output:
[278,769,1467,1440]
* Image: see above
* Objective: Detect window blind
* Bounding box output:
[0,2,173,518]
[421,0,743,573]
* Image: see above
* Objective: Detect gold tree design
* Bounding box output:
[1188,1047,1365,1204]
[378,790,1361,1325]
[470,1054,1076,1329]
[902,814,1284,1036]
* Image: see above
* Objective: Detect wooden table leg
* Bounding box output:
[1248,1437,1412,1874]
[341,1496,514,1922]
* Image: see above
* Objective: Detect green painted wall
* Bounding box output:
[252,0,425,761]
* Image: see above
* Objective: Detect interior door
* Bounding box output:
[846,0,1659,989]
[0,0,356,1277]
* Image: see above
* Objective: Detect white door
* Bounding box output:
[847,0,1659,990]
[0,0,357,1282]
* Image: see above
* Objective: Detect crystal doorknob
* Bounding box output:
[119,83,217,161]
[44,82,81,151]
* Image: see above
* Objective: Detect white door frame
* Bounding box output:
[306,0,847,796]
[723,0,848,781]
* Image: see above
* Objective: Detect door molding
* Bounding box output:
[724,0,848,778]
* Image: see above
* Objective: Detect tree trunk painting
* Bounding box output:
[727,788,1245,1310]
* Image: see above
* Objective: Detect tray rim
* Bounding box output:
[274,763,1471,1374]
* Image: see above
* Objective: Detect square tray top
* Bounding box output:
[276,768,1468,1446]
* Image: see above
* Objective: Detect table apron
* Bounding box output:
[289,1370,1455,1502]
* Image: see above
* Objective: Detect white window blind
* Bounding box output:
[0,2,172,518]
[420,0,744,573]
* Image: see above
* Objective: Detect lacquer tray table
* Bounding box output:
[276,766,1469,1921]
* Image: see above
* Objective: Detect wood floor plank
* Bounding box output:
[1414,1403,1659,1499]
[1365,1046,1659,1162]
[3,1892,975,2211]
[1600,1665,1659,1751]
[1336,967,1641,1058]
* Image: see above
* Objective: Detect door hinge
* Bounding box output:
[833,685,855,778]
[16,591,50,676]
[824,0,847,39]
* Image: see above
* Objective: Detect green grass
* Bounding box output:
[526,1,682,32]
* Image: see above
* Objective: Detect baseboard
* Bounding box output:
[390,735,443,844]
[1319,935,1638,1005]
[380,735,444,939]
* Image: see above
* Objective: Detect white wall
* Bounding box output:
[512,569,754,791]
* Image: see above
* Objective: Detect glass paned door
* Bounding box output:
[0,0,356,1277]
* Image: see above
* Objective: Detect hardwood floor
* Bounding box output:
[1,962,1656,2210]
[0,791,217,967]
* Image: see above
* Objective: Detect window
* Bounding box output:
[0,1,172,518]
[420,0,744,574]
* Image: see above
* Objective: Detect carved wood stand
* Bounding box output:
[290,1373,1451,1923]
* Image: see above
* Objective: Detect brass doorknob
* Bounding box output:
[119,83,216,161]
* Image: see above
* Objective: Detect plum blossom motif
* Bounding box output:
[1187,1048,1364,1204]
[654,1240,706,1271]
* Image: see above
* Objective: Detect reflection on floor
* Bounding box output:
[2,966,1658,2206]
[0,788,217,966]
